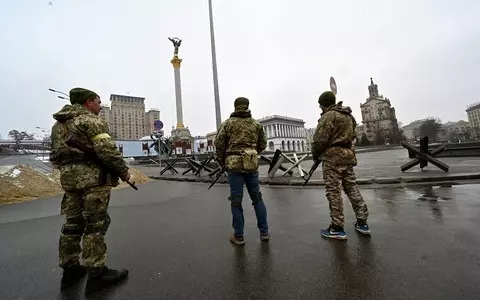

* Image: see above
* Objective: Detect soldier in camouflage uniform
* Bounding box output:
[214,97,269,246]
[50,88,130,293]
[312,91,370,240]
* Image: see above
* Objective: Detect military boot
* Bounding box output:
[85,266,129,294]
[60,264,87,290]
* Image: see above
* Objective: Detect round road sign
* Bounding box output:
[330,77,337,95]
[154,120,164,130]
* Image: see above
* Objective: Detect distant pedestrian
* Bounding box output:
[214,97,270,245]
[312,91,371,240]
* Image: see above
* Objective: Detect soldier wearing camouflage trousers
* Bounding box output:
[312,91,371,240]
[50,88,130,293]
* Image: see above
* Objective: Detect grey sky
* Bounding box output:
[1,0,479,139]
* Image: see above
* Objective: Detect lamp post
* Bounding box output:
[36,127,50,160]
[208,0,222,130]
[48,88,70,101]
[48,88,69,97]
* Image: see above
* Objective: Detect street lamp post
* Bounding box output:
[48,88,69,98]
[36,127,50,160]
[208,0,222,130]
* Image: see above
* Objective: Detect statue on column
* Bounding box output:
[168,37,182,56]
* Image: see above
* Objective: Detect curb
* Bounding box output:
[148,172,480,186]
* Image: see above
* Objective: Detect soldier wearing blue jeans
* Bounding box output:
[227,170,269,244]
[215,97,270,245]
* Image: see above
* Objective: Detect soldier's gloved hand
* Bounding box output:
[111,177,120,187]
[121,170,131,182]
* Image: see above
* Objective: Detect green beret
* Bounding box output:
[234,97,249,110]
[69,87,98,105]
[318,91,336,107]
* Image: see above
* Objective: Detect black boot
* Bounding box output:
[61,264,87,290]
[85,266,129,294]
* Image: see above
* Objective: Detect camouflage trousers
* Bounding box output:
[59,186,112,269]
[323,161,369,228]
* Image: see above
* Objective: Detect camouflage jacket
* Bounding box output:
[49,104,129,190]
[214,109,267,173]
[312,104,357,166]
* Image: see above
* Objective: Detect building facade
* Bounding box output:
[145,109,161,135]
[205,115,308,153]
[193,136,207,153]
[99,94,160,140]
[355,125,365,141]
[305,128,316,151]
[442,120,471,142]
[466,102,480,140]
[206,131,217,152]
[360,78,398,143]
[402,119,471,142]
[402,119,426,142]
[257,115,307,152]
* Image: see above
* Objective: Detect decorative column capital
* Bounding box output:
[171,55,182,68]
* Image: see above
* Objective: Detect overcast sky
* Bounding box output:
[1,0,479,139]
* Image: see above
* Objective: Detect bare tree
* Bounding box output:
[419,118,442,142]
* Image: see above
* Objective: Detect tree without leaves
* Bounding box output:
[419,119,442,142]
[386,123,406,144]
[357,133,371,146]
[8,129,35,141]
[374,130,386,145]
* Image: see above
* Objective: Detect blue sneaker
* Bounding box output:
[354,221,371,235]
[321,225,347,240]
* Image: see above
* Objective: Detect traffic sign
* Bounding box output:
[154,120,164,130]
[330,77,337,95]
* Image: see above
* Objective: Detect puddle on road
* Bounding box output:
[403,185,453,202]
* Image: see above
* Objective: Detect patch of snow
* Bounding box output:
[10,169,22,178]
[0,165,14,175]
[35,156,51,163]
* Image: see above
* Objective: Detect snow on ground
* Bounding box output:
[34,156,51,163]
[10,169,21,178]
[0,165,14,175]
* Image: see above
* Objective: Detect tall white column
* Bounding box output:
[171,56,184,128]
[174,68,183,127]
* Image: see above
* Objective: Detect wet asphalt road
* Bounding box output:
[1,181,479,300]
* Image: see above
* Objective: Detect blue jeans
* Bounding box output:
[227,170,268,236]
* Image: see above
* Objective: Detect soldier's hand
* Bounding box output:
[111,177,120,187]
[121,170,131,182]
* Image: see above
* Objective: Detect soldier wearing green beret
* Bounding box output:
[50,87,130,293]
[312,91,371,240]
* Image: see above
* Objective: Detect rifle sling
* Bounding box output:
[329,142,352,149]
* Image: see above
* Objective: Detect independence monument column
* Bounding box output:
[168,37,193,154]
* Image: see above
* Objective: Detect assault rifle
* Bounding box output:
[65,134,138,190]
[303,159,321,186]
[208,166,226,190]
